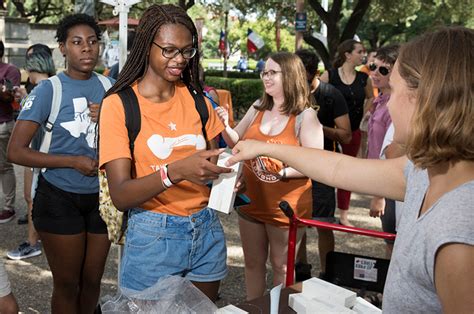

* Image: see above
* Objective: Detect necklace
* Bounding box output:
[338,67,354,85]
[337,68,357,109]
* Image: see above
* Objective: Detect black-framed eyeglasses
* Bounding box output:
[260,70,282,79]
[369,63,390,76]
[152,42,197,60]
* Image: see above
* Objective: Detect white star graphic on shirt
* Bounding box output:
[168,121,177,131]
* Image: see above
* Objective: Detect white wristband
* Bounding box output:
[160,164,173,188]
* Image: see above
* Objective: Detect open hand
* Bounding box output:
[369,196,385,217]
[168,149,232,185]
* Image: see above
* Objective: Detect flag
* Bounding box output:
[247,28,264,54]
[219,30,226,55]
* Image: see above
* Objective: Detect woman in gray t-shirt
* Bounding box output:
[226,27,474,313]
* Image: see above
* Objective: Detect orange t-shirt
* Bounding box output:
[359,66,378,98]
[99,82,224,216]
[240,111,312,227]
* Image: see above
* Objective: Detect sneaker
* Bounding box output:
[0,209,15,223]
[17,213,28,225]
[7,241,42,260]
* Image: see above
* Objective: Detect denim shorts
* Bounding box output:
[119,207,228,291]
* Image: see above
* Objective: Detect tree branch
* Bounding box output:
[340,0,371,41]
[307,0,330,24]
[303,33,331,70]
[330,0,343,19]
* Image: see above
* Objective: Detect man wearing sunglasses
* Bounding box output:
[367,44,400,258]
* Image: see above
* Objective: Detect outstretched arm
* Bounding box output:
[227,140,407,201]
[105,148,231,211]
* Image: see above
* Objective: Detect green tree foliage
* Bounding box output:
[358,0,474,49]
[8,0,74,23]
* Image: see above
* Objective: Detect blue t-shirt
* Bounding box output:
[18,72,114,194]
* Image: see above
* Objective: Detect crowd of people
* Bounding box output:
[0,3,472,313]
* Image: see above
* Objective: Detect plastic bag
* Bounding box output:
[100,275,218,313]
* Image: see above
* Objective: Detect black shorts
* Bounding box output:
[32,175,107,235]
[311,180,336,223]
[381,199,397,244]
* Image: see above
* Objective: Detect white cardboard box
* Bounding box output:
[302,277,357,308]
[208,151,243,214]
[289,293,356,313]
[352,297,382,313]
[215,304,248,313]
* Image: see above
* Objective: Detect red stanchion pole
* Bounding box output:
[286,213,298,287]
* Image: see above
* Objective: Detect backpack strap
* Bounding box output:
[94,72,113,91]
[295,108,312,139]
[187,85,209,141]
[38,75,62,166]
[117,87,141,155]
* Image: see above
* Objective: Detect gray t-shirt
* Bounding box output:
[383,161,474,313]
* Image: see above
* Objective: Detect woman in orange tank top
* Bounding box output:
[216,52,324,300]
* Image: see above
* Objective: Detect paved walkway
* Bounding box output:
[0,165,385,312]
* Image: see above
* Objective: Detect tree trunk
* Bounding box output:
[304,0,371,69]
[275,9,281,52]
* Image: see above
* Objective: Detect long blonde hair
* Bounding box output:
[399,27,473,168]
[255,52,313,116]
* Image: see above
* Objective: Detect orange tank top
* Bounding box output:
[240,110,312,227]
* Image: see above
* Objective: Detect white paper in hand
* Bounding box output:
[208,151,243,214]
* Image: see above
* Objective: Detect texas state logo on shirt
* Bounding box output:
[250,139,285,183]
[60,97,96,148]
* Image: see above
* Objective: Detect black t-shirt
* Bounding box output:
[328,68,367,131]
[313,81,349,151]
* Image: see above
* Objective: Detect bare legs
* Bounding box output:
[191,281,221,302]
[39,231,110,313]
[239,216,305,300]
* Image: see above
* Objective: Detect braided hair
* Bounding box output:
[106,4,201,97]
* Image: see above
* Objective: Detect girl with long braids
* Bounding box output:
[99,4,231,300]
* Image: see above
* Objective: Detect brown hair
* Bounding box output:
[255,52,313,116]
[333,39,360,68]
[399,27,473,168]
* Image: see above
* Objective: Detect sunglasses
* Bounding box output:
[369,63,390,76]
